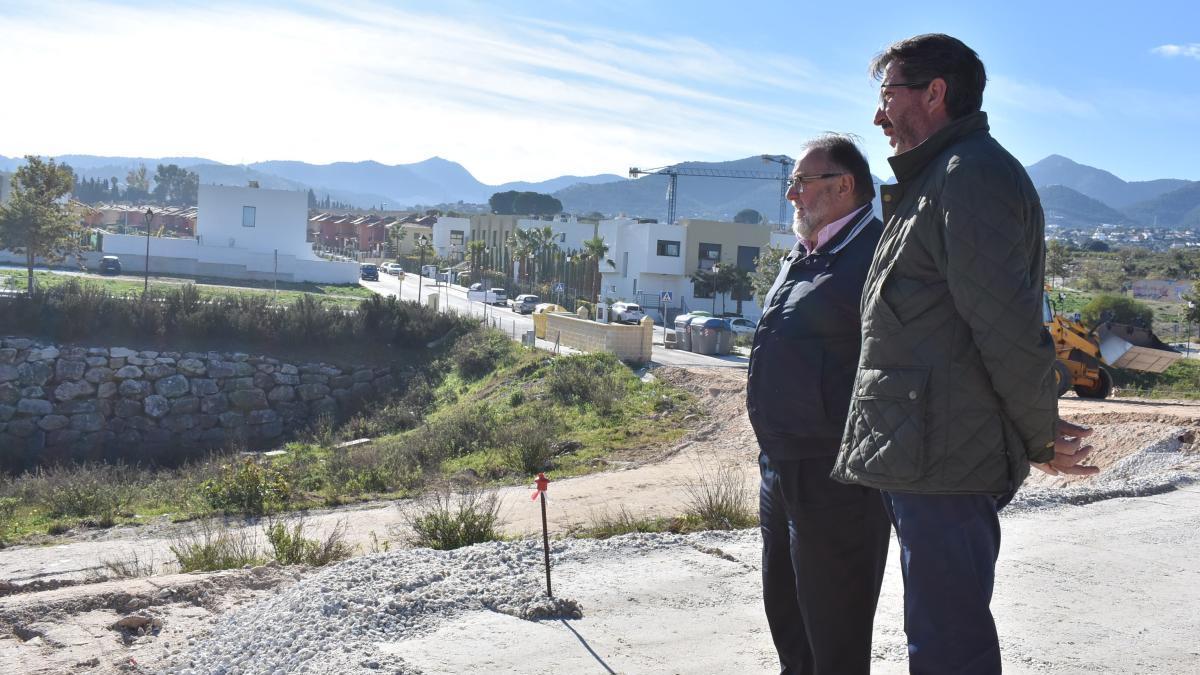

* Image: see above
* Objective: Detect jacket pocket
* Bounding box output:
[844,366,931,483]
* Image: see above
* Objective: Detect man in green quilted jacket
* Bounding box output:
[831,33,1098,673]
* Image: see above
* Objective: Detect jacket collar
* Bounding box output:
[887,111,990,183]
[789,203,875,260]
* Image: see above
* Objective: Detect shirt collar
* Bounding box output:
[801,203,872,254]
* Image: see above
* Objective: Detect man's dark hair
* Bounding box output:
[870,33,986,119]
[802,133,875,203]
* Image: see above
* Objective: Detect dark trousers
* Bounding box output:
[881,491,1004,675]
[760,453,891,675]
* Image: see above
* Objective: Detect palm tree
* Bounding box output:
[466,239,487,285]
[506,228,535,290]
[527,226,561,287]
[580,236,616,304]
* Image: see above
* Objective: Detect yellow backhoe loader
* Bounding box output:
[1044,293,1182,399]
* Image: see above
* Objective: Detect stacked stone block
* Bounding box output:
[0,338,397,458]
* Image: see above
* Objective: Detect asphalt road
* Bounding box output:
[358,271,749,369]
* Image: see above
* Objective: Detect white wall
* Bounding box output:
[432,216,470,259]
[197,184,314,260]
[517,217,595,252]
[102,233,358,283]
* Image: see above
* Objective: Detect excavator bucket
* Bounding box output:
[1095,322,1182,373]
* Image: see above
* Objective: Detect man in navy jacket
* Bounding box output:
[747,134,889,675]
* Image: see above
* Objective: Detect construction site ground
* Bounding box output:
[2,366,1198,674]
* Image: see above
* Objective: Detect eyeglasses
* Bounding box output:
[786,173,845,192]
[879,80,930,105]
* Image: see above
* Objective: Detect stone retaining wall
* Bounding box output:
[0,337,396,461]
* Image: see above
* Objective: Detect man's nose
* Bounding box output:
[873,105,887,126]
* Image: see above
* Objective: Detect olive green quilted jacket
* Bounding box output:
[832,112,1057,495]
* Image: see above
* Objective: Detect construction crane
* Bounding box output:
[628,154,794,225]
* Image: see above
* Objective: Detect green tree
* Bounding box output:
[0,156,81,293]
[734,208,763,224]
[151,164,199,206]
[489,190,562,216]
[466,239,487,285]
[750,243,789,305]
[125,164,150,202]
[1080,294,1153,329]
[1044,239,1072,289]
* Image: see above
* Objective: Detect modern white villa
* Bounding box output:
[102,184,358,283]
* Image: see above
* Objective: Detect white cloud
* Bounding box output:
[0,0,859,184]
[1152,43,1200,59]
[987,76,1099,119]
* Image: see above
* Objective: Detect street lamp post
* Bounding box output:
[143,207,153,295]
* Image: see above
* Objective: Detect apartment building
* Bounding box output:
[598,218,774,322]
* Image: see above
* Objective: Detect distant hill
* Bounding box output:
[1123,182,1200,228]
[1038,185,1131,227]
[4,151,1197,226]
[1027,154,1193,209]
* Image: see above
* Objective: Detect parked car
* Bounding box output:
[512,294,540,314]
[611,301,646,324]
[725,317,757,335]
[98,255,122,275]
[360,263,379,281]
[380,262,402,275]
[487,288,508,306]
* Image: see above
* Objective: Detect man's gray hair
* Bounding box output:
[800,133,875,203]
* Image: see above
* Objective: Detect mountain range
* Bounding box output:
[1,152,1197,228]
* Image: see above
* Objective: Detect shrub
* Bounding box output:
[545,352,628,413]
[263,517,352,567]
[404,486,503,550]
[34,463,134,526]
[200,458,291,515]
[683,463,756,530]
[0,497,18,544]
[385,404,499,471]
[451,328,516,380]
[497,404,567,475]
[1080,294,1154,329]
[101,550,158,578]
[170,520,264,572]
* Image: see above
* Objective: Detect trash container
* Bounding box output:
[689,318,729,355]
[715,320,734,355]
[673,314,699,351]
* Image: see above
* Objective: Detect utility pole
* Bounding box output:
[143,207,153,295]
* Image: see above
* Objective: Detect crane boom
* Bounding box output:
[629,154,794,225]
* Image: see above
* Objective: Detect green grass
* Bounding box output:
[1111,358,1200,399]
[0,269,370,309]
[0,330,699,545]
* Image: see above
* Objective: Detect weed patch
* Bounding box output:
[683,463,756,531]
[170,520,264,572]
[404,487,503,550]
[263,517,352,567]
[201,458,291,515]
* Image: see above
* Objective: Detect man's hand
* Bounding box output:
[1031,418,1100,476]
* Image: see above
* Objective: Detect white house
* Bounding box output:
[598,217,774,322]
[102,184,358,284]
[432,216,470,260]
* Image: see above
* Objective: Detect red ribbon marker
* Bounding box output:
[531,472,550,500]
[532,472,552,598]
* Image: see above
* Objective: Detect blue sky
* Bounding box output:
[0,0,1197,184]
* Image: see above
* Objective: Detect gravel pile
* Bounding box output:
[1008,425,1200,513]
[169,534,702,674]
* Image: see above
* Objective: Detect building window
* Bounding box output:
[656,240,680,257]
[242,206,256,228]
[697,243,721,271]
[734,245,760,301]
[450,230,464,247]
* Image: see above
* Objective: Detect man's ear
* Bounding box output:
[926,77,948,113]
